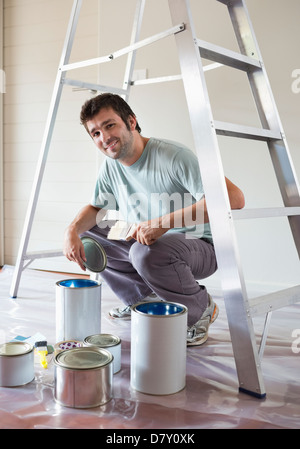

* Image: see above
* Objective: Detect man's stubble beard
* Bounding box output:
[111,130,135,163]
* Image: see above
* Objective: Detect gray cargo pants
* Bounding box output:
[82,220,217,326]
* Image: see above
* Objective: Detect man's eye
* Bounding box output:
[93,131,100,138]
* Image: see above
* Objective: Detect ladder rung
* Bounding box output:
[25,250,64,260]
[197,39,261,72]
[214,121,281,141]
[232,207,300,220]
[64,78,128,96]
[249,284,300,317]
[131,63,223,86]
[131,74,182,86]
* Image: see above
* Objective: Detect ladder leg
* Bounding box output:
[168,0,266,397]
[9,0,83,298]
[122,0,146,100]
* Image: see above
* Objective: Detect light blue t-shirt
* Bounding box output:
[91,137,212,240]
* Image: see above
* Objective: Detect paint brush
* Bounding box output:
[35,340,48,369]
[107,221,134,240]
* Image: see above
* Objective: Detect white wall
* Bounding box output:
[3,0,101,273]
[2,0,300,294]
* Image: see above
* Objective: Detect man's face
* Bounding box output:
[86,107,136,163]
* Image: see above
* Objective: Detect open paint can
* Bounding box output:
[0,342,34,387]
[130,301,187,395]
[56,279,102,342]
[83,334,121,374]
[54,346,113,408]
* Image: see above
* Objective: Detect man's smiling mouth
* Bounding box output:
[105,139,119,151]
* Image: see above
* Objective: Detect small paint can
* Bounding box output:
[131,301,187,395]
[54,340,82,356]
[56,279,102,342]
[0,342,34,387]
[83,334,121,374]
[54,346,113,408]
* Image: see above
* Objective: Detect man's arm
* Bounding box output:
[63,204,103,270]
[129,177,245,246]
[224,177,245,210]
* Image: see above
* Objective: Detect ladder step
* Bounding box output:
[197,39,261,72]
[232,207,300,220]
[214,120,281,141]
[25,250,64,260]
[249,284,300,317]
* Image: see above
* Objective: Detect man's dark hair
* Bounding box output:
[80,93,141,133]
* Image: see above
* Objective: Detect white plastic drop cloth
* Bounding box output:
[0,265,299,429]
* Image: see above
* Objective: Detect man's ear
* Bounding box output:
[128,114,137,131]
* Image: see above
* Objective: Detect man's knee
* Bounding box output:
[129,242,163,276]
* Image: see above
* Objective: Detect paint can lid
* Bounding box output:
[0,342,33,356]
[54,346,113,370]
[81,236,107,273]
[84,334,121,348]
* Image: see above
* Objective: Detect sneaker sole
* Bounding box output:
[108,312,131,320]
[187,303,219,347]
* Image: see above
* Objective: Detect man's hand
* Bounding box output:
[63,204,101,270]
[127,219,168,246]
[63,227,87,271]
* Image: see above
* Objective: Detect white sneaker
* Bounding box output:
[109,292,158,320]
[109,305,132,320]
[187,295,219,346]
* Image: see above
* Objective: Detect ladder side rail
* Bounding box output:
[227,0,300,255]
[9,0,83,298]
[168,0,266,398]
[122,0,146,100]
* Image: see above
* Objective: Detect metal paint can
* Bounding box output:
[131,301,187,395]
[56,279,102,342]
[54,346,113,408]
[83,334,121,374]
[0,342,34,387]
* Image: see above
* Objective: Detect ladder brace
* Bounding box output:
[60,23,185,72]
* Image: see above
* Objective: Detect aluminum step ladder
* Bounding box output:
[9,0,300,398]
[169,0,300,398]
